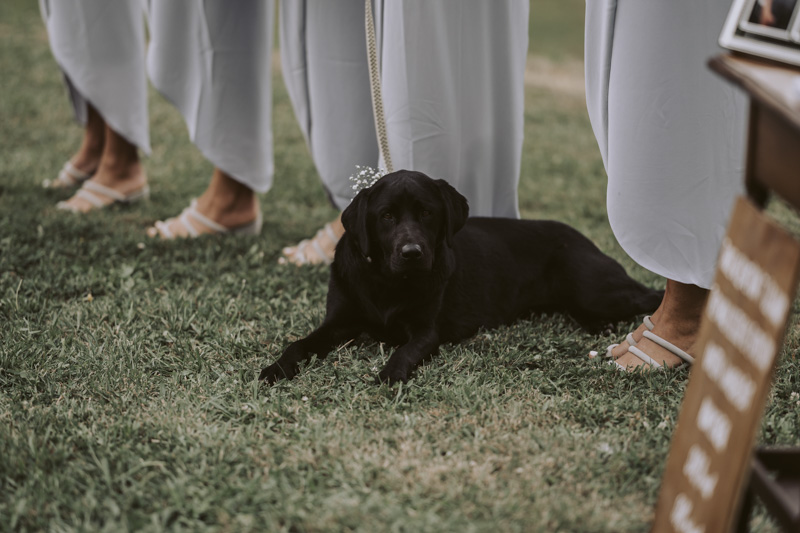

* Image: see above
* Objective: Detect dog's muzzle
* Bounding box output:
[390,241,431,275]
[401,243,423,259]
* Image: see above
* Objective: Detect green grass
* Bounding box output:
[529,0,586,60]
[1,1,799,532]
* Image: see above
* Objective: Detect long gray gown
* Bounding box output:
[39,0,151,154]
[584,0,747,288]
[281,0,529,217]
[146,0,275,193]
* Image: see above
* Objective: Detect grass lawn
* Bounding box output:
[2,1,799,531]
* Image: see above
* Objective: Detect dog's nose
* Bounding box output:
[401,243,423,259]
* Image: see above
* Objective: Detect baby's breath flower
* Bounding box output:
[349,165,387,197]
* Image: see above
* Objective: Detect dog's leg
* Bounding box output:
[377,327,440,385]
[259,320,361,384]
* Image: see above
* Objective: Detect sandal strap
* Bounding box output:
[64,161,92,181]
[604,343,620,358]
[604,315,656,358]
[284,224,339,265]
[627,346,663,368]
[152,200,261,239]
[292,239,311,264]
[180,210,200,237]
[46,162,93,188]
[82,180,128,202]
[74,188,108,208]
[613,360,628,371]
[625,332,637,347]
[311,239,333,265]
[185,200,229,233]
[642,330,695,365]
[154,219,175,239]
[323,223,339,243]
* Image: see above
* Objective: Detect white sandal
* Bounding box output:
[149,199,262,239]
[604,315,656,358]
[43,161,93,189]
[57,180,149,212]
[279,222,340,265]
[588,315,655,360]
[614,330,695,371]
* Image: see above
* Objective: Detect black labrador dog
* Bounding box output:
[260,170,663,385]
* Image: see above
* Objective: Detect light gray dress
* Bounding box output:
[584,0,747,288]
[39,0,151,154]
[146,0,275,193]
[280,0,379,210]
[281,0,529,217]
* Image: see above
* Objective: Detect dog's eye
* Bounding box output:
[421,210,431,218]
[382,212,394,221]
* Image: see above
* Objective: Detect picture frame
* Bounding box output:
[720,0,800,67]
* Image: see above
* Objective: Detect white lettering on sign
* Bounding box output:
[683,445,719,499]
[706,288,775,372]
[761,278,790,328]
[697,397,731,452]
[670,493,705,533]
[718,238,790,328]
[701,343,756,413]
[701,342,726,382]
[718,237,764,301]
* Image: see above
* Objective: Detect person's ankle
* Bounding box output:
[195,191,257,228]
[90,160,146,195]
[71,145,103,173]
[100,153,139,174]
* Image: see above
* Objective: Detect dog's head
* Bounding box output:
[341,170,469,275]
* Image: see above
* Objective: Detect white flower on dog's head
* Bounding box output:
[349,165,387,197]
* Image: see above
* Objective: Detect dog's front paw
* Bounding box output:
[376,363,409,386]
[259,361,298,384]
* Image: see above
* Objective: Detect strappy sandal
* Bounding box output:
[148,199,263,239]
[614,330,695,371]
[279,222,341,265]
[588,315,655,360]
[604,315,656,358]
[43,161,94,189]
[56,180,149,212]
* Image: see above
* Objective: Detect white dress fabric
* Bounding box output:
[584,0,747,289]
[280,0,529,217]
[146,0,275,193]
[381,0,529,218]
[280,0,379,211]
[39,0,151,154]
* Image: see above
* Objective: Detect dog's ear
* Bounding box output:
[434,179,469,247]
[341,187,372,257]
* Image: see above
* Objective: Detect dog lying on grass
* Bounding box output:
[260,170,663,385]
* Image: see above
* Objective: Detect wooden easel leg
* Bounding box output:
[734,478,755,533]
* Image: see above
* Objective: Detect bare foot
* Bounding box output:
[603,313,657,359]
[147,168,260,239]
[58,123,146,213]
[279,215,345,265]
[612,280,707,370]
[69,118,105,174]
[45,104,105,189]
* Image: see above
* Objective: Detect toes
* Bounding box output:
[609,341,631,359]
[58,197,91,213]
[611,351,649,371]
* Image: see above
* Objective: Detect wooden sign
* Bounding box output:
[652,197,800,533]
